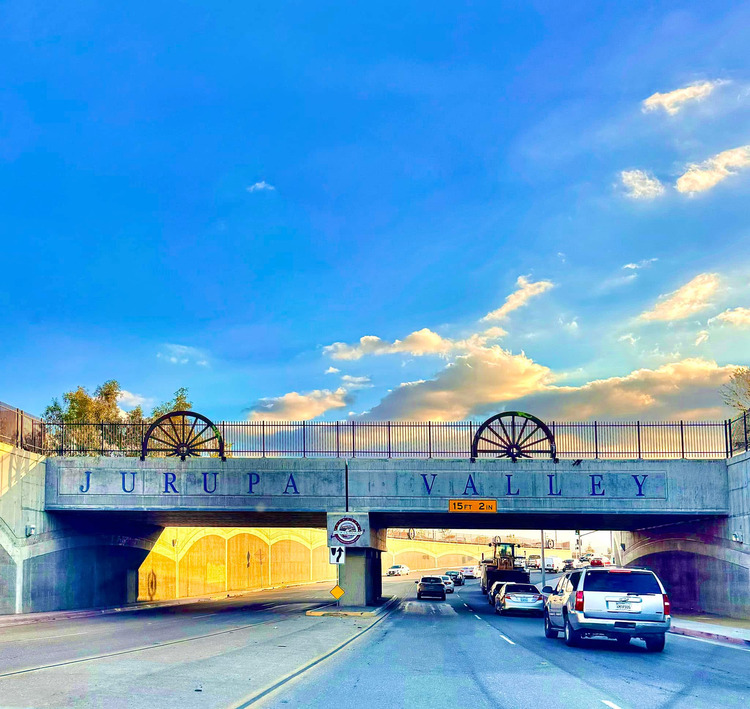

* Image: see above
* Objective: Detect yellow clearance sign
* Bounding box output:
[448,499,497,513]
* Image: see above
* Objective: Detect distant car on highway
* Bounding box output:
[494,582,545,616]
[440,575,455,593]
[487,581,504,605]
[527,554,541,570]
[514,557,527,570]
[562,559,580,571]
[461,566,477,579]
[416,576,447,600]
[446,570,464,586]
[543,567,671,652]
[588,557,611,568]
[386,565,410,576]
[544,556,563,573]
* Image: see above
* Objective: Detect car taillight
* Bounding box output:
[534,594,543,601]
[505,594,516,600]
[574,591,584,611]
[663,594,671,615]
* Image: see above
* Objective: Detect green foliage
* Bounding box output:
[721,367,750,414]
[43,381,193,423]
[150,387,193,419]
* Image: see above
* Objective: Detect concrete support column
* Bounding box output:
[327,512,386,608]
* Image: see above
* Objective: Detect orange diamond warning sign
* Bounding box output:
[330,585,345,600]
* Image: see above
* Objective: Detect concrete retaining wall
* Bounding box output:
[618,450,750,619]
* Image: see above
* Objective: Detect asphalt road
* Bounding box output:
[0,573,747,708]
[258,573,750,709]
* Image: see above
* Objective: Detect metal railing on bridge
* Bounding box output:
[0,400,43,453]
[30,413,750,460]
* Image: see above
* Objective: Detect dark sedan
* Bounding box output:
[446,570,464,586]
[416,576,447,600]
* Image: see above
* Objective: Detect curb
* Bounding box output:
[669,625,750,648]
[0,580,334,628]
[305,595,400,617]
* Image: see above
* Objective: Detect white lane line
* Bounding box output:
[601,701,622,709]
[464,603,469,608]
[474,614,481,620]
[498,633,516,645]
[0,631,90,644]
[193,613,218,619]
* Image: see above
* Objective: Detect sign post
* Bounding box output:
[540,529,546,589]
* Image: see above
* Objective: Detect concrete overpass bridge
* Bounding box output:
[2,410,749,617]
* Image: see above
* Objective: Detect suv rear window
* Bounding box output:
[503,584,538,593]
[583,570,661,594]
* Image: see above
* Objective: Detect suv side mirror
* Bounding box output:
[542,586,553,594]
[414,581,418,584]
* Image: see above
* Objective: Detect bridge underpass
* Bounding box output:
[2,410,748,618]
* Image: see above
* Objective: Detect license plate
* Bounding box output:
[612,602,631,611]
[520,597,532,602]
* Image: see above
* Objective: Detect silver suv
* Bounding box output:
[542,567,671,652]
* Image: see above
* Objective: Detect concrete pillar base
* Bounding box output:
[338,547,382,607]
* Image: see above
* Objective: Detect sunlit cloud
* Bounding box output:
[694,330,709,345]
[324,326,506,361]
[247,387,350,420]
[325,366,340,374]
[676,145,750,194]
[619,333,638,346]
[481,275,554,322]
[621,170,665,200]
[639,273,720,322]
[642,80,725,115]
[623,258,658,270]
[709,307,750,328]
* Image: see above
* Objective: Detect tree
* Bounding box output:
[43,381,192,423]
[150,387,193,419]
[720,367,750,414]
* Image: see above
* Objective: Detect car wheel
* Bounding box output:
[440,594,446,601]
[544,612,559,639]
[616,636,630,647]
[645,634,666,652]
[417,593,422,600]
[564,615,581,647]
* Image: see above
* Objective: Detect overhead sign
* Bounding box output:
[329,546,346,565]
[448,499,497,513]
[330,516,364,545]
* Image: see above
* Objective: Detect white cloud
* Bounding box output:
[676,145,750,194]
[341,375,372,389]
[623,258,658,270]
[559,317,579,333]
[248,387,350,421]
[325,367,340,374]
[117,390,153,410]
[157,344,209,366]
[247,181,275,192]
[709,307,750,328]
[481,275,554,322]
[324,326,507,361]
[639,273,720,322]
[618,333,638,346]
[621,170,665,200]
[642,80,725,115]
[694,330,709,345]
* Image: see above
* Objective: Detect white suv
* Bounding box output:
[543,567,671,652]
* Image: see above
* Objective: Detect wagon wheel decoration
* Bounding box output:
[141,411,226,461]
[471,411,556,462]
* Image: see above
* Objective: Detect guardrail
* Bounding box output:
[0,401,43,453]
[33,414,750,459]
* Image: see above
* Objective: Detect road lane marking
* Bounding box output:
[193,614,218,619]
[498,634,516,645]
[0,631,90,644]
[601,701,622,709]
[474,614,481,620]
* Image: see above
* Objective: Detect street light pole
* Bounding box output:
[540,529,546,589]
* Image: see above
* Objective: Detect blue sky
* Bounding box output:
[1,1,749,422]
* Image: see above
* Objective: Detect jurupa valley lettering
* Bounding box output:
[69,470,664,500]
